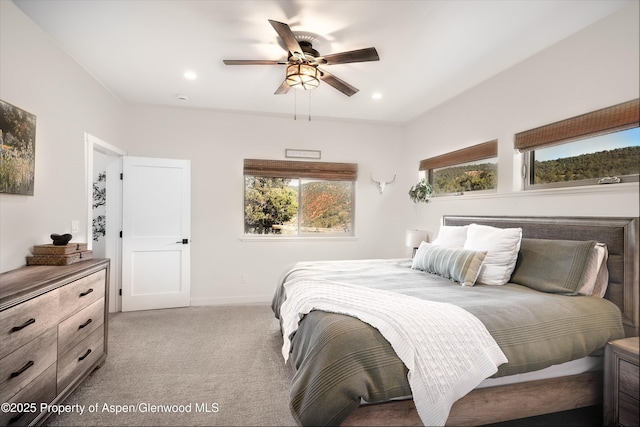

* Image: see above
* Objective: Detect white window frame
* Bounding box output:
[242,159,357,238]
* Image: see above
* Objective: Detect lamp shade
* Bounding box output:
[286,64,320,90]
[405,229,427,248]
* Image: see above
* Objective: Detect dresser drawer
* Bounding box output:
[619,358,639,397]
[0,328,57,402]
[0,363,56,427]
[58,269,105,319]
[618,391,639,427]
[57,327,104,392]
[0,289,59,359]
[58,297,105,358]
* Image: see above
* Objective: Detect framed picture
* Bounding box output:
[0,100,36,195]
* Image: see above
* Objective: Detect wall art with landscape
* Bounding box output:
[0,100,36,195]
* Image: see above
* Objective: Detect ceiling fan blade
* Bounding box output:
[223,60,284,65]
[268,19,303,58]
[317,47,380,65]
[274,80,291,95]
[318,69,359,97]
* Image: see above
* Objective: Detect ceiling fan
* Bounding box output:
[223,19,379,97]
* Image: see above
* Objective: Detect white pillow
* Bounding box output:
[431,225,468,248]
[463,224,522,285]
[577,243,609,297]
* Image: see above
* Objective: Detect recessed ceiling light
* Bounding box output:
[184,71,197,80]
[372,92,382,100]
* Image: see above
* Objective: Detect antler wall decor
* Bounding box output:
[370,173,396,194]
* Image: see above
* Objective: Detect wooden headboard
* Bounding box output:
[443,216,639,337]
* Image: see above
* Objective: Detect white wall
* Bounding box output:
[1,0,408,305]
[0,1,124,272]
[2,0,638,309]
[123,106,406,304]
[401,2,640,237]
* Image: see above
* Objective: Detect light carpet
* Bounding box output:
[40,304,602,427]
[44,305,298,426]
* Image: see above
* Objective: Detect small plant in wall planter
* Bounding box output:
[408,178,433,203]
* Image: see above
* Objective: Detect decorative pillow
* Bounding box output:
[463,224,522,286]
[431,225,469,248]
[510,238,598,295]
[577,243,609,297]
[411,241,486,287]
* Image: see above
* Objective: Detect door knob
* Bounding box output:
[176,239,189,244]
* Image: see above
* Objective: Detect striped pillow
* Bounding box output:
[412,242,487,287]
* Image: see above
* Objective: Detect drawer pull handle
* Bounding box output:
[78,349,92,361]
[10,360,34,378]
[78,318,93,329]
[79,288,94,297]
[10,318,35,333]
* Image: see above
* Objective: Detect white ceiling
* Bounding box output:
[14,0,632,123]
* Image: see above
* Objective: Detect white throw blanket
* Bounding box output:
[280,279,508,426]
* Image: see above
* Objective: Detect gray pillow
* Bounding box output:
[412,242,486,287]
[510,238,597,295]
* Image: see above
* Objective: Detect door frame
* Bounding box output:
[85,132,127,312]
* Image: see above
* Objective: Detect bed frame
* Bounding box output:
[341,216,639,426]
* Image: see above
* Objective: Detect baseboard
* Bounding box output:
[190,295,272,306]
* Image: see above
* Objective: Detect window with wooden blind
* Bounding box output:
[419,140,498,195]
[243,159,357,236]
[516,99,640,190]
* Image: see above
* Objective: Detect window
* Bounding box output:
[243,159,356,236]
[419,140,498,195]
[516,99,639,190]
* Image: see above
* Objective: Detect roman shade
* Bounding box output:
[244,159,358,181]
[419,140,497,171]
[514,98,639,152]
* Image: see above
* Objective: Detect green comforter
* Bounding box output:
[272,259,624,426]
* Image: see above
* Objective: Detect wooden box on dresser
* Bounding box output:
[0,259,109,426]
[604,337,639,426]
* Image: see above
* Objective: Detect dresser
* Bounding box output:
[604,337,640,426]
[0,259,109,426]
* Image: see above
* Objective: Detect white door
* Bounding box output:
[121,156,191,312]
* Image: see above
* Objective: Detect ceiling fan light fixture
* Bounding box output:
[286,64,320,90]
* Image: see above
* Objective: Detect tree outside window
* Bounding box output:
[244,177,298,234]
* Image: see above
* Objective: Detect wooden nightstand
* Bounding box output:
[604,337,639,426]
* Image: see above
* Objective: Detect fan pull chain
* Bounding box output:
[308,90,311,122]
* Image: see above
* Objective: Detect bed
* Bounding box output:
[272,216,639,426]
